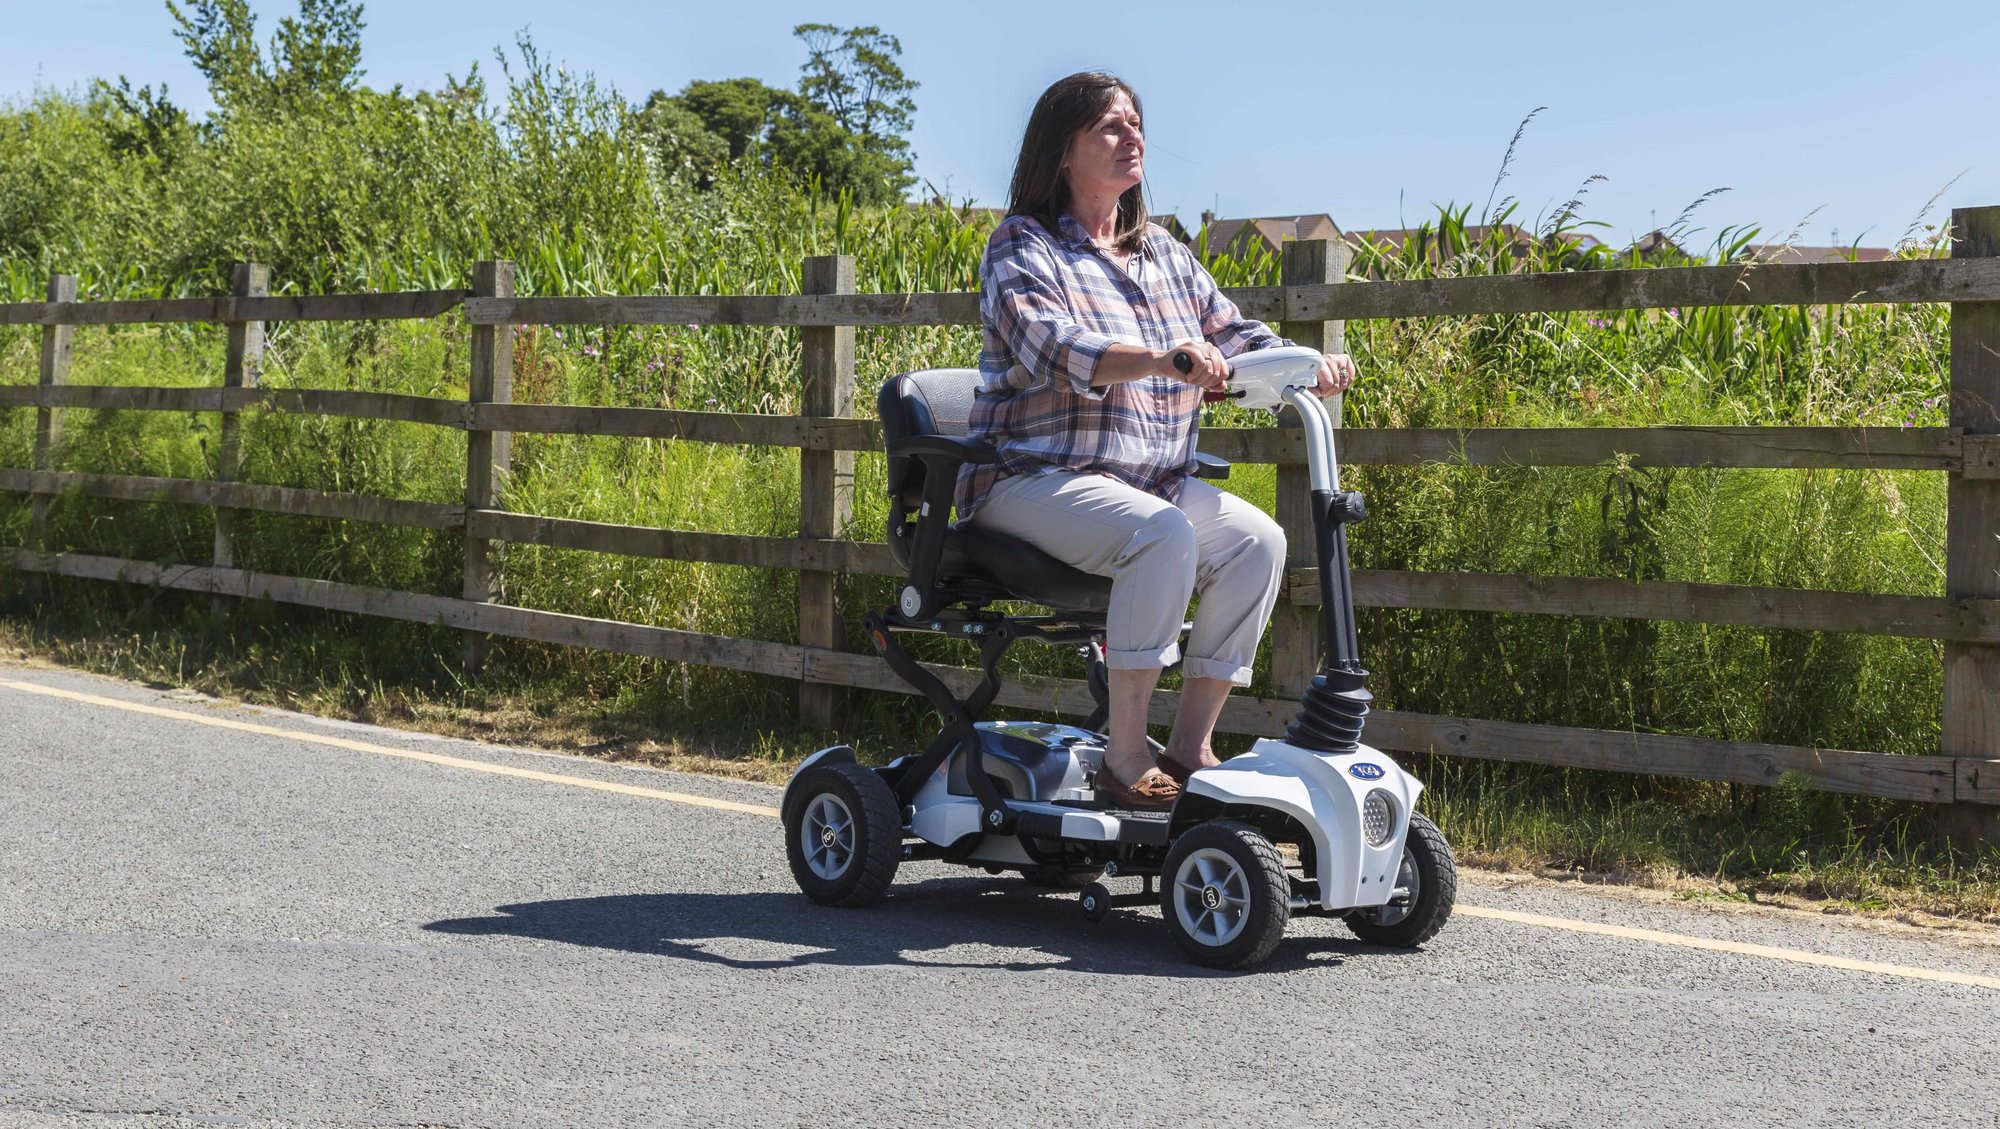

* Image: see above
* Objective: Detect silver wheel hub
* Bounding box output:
[801,793,857,881]
[1173,848,1252,948]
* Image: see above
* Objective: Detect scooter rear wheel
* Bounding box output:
[1161,820,1291,969]
[784,761,902,907]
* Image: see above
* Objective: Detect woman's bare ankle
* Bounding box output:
[1162,737,1220,770]
[1101,737,1158,785]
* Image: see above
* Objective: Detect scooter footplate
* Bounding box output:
[1106,809,1170,847]
[1012,802,1170,846]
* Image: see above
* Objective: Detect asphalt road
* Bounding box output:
[4,660,1999,1129]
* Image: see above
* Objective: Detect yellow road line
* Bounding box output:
[0,678,781,819]
[1454,905,2000,991]
[8,675,1998,991]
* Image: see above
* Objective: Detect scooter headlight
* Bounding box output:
[1361,789,1398,847]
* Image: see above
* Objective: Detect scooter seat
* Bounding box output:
[890,521,1111,615]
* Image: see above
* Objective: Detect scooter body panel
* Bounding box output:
[1182,738,1423,911]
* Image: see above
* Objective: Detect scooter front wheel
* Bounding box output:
[1345,812,1456,947]
[784,761,902,907]
[1161,820,1291,969]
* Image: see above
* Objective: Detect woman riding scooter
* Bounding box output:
[959,70,1358,808]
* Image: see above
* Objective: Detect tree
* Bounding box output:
[166,0,366,107]
[635,23,919,204]
[680,78,790,160]
[793,24,915,141]
[634,90,732,184]
[268,0,366,102]
[636,77,790,186]
[777,24,918,205]
[95,78,193,167]
[765,100,910,207]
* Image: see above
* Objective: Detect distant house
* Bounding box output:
[1149,213,1192,242]
[1339,223,1602,274]
[948,204,1007,225]
[912,201,1192,244]
[1628,230,1689,264]
[1741,243,1894,265]
[1618,234,1893,266]
[1197,210,1343,259]
[1346,223,1543,260]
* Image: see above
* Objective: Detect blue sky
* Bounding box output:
[6,0,1996,250]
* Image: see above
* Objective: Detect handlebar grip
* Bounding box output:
[1181,349,1246,401]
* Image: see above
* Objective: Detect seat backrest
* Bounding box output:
[879,367,981,508]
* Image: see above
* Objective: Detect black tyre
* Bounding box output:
[1160,820,1291,969]
[1078,882,1112,924]
[784,762,902,907]
[1345,812,1456,947]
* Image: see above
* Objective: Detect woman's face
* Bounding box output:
[1061,90,1143,201]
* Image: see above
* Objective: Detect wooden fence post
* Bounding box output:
[1942,207,2000,852]
[29,273,77,567]
[213,262,268,609]
[799,254,856,729]
[463,260,515,675]
[1274,239,1350,696]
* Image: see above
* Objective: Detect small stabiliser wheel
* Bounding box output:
[1345,812,1456,947]
[1078,882,1112,924]
[783,761,902,907]
[1160,820,1291,969]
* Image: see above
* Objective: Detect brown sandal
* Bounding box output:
[1097,767,1181,810]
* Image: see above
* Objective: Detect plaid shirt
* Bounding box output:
[955,212,1288,522]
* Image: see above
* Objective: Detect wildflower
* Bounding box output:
[1667,307,1680,317]
[686,323,699,330]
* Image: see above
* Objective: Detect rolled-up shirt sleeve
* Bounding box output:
[981,228,1121,399]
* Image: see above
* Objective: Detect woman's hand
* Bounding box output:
[1315,352,1358,397]
[1164,341,1230,393]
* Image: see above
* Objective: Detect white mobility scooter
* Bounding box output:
[782,346,1456,968]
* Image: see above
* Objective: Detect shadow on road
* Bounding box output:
[425,876,1409,977]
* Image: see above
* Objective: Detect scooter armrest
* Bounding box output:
[1191,451,1231,480]
[886,435,998,466]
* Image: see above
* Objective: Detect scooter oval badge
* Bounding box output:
[1348,762,1386,780]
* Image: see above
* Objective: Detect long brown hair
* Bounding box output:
[1006,72,1150,252]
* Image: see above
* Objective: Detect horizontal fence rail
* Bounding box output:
[0,382,1975,470]
[456,257,2000,327]
[9,451,1993,642]
[0,290,469,326]
[4,240,2000,830]
[10,257,1982,330]
[0,469,465,530]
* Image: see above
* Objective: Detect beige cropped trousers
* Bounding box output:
[967,470,1286,686]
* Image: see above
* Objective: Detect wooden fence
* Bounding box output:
[4,208,1999,842]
